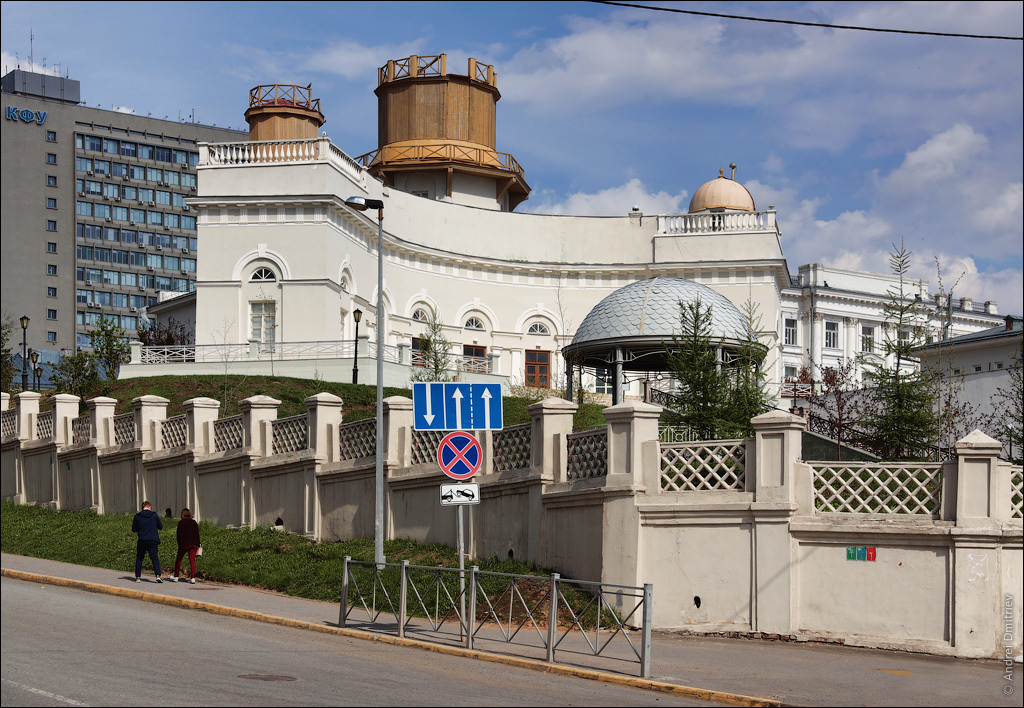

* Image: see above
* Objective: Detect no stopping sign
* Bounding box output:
[436,432,482,480]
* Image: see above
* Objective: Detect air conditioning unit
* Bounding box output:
[147,266,154,271]
[130,307,137,313]
[115,196,121,202]
[122,175,129,180]
[155,245,163,250]
[87,170,94,175]
[190,186,196,192]
[129,220,135,225]
[104,217,112,222]
[137,199,144,204]
[183,206,191,212]
[138,286,145,291]
[137,243,145,249]
[78,191,86,196]
[181,269,188,274]
[148,201,155,206]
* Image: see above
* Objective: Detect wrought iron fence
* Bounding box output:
[72,415,90,445]
[271,414,308,455]
[36,411,54,440]
[1,409,16,438]
[214,415,244,452]
[494,423,532,472]
[161,415,187,449]
[339,418,376,461]
[339,558,652,678]
[566,428,608,479]
[411,428,448,465]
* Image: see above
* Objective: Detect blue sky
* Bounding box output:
[3,1,1022,315]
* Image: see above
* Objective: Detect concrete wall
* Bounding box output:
[2,388,1020,660]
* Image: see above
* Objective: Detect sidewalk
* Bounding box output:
[1,552,1018,707]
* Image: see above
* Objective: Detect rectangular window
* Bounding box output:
[172,149,188,165]
[46,153,57,164]
[164,171,180,186]
[173,278,189,292]
[147,167,162,182]
[77,289,92,304]
[130,208,146,224]
[138,144,154,161]
[47,197,57,209]
[130,164,146,180]
[147,253,163,269]
[103,138,119,154]
[47,332,57,343]
[47,309,58,320]
[861,325,875,353]
[77,245,93,260]
[139,187,154,202]
[130,251,147,267]
[525,350,550,388]
[156,190,171,206]
[165,213,180,229]
[112,293,129,308]
[112,206,129,221]
[111,249,129,265]
[251,302,277,343]
[148,211,163,225]
[103,270,119,286]
[824,321,839,349]
[104,182,120,199]
[93,160,110,175]
[47,264,58,276]
[164,255,180,270]
[95,291,111,306]
[154,146,172,163]
[173,235,189,250]
[181,215,196,230]
[122,185,137,200]
[47,220,58,231]
[47,175,58,187]
[595,368,613,394]
[111,162,128,177]
[131,294,148,308]
[84,135,102,151]
[122,272,137,287]
[784,318,797,346]
[462,344,488,374]
[76,157,92,172]
[46,131,57,142]
[77,333,90,348]
[120,141,137,158]
[138,231,154,246]
[46,242,58,253]
[47,287,57,298]
[155,276,172,291]
[138,274,154,289]
[103,226,118,241]
[122,315,138,330]
[181,172,196,189]
[85,268,102,284]
[85,180,102,195]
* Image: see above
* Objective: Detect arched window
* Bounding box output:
[340,275,349,293]
[413,308,428,322]
[527,322,550,336]
[250,267,276,282]
[464,316,485,331]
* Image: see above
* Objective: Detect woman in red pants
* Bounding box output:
[171,508,201,583]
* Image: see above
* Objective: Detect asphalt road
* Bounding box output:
[0,577,717,707]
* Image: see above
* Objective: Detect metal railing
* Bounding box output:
[138,340,400,365]
[339,558,652,677]
[161,415,187,449]
[36,410,54,440]
[272,414,308,455]
[214,415,243,452]
[1,409,16,438]
[72,415,91,445]
[113,413,135,445]
[249,84,321,113]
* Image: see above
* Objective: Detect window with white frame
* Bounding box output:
[861,325,875,353]
[464,316,485,331]
[595,368,613,394]
[250,267,276,282]
[250,302,276,343]
[784,318,797,346]
[527,322,550,336]
[412,308,428,322]
[824,321,839,349]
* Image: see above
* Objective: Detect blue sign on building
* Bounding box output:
[413,382,503,431]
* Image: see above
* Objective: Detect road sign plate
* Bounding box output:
[436,431,482,480]
[413,382,502,431]
[440,482,480,506]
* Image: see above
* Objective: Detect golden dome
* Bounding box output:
[688,166,755,213]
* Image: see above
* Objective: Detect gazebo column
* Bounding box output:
[613,346,624,405]
[564,354,574,402]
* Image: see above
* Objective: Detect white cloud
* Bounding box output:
[523,178,688,216]
[883,123,988,189]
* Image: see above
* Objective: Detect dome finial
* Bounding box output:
[730,162,737,180]
[719,166,725,178]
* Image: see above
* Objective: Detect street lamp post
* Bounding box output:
[352,308,362,384]
[345,196,386,567]
[30,350,40,391]
[19,316,30,392]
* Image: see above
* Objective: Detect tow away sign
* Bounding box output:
[440,482,480,506]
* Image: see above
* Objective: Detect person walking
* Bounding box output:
[171,508,201,584]
[131,501,163,582]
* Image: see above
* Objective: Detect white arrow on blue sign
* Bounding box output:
[413,382,503,431]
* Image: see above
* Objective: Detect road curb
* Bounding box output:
[2,567,784,707]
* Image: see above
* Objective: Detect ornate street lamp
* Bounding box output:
[19,315,30,392]
[30,350,40,391]
[344,196,386,567]
[352,308,362,384]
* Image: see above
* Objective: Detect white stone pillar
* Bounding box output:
[383,395,413,468]
[306,392,343,463]
[132,395,169,451]
[14,391,41,442]
[603,400,662,488]
[51,394,81,447]
[528,398,577,483]
[184,397,220,454]
[87,396,117,449]
[239,395,280,456]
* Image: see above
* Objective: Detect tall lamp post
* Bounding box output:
[19,316,30,392]
[30,350,40,391]
[351,309,362,384]
[345,196,386,567]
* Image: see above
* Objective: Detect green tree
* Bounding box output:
[50,351,101,401]
[988,333,1023,462]
[410,309,453,383]
[860,239,940,459]
[725,298,772,437]
[88,316,131,381]
[664,297,732,440]
[0,311,15,392]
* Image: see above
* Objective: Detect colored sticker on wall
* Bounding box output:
[856,546,867,561]
[866,547,876,561]
[847,546,857,560]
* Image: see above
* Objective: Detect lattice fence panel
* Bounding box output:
[339,418,376,461]
[36,411,54,440]
[1,409,16,438]
[161,415,187,450]
[1011,465,1023,521]
[214,415,243,452]
[72,415,90,445]
[271,415,308,455]
[113,413,135,445]
[494,423,531,471]
[412,429,449,465]
[811,462,943,516]
[660,441,747,491]
[567,429,608,480]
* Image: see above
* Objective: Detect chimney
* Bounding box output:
[1006,315,1015,332]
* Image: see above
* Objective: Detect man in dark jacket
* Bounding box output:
[132,501,163,582]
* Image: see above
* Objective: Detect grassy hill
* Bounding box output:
[27,374,608,428]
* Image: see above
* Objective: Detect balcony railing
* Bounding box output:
[657,210,777,235]
[249,84,321,113]
[200,138,365,187]
[355,142,523,178]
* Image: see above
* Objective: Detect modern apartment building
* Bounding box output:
[0,68,245,363]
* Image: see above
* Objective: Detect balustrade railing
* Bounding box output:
[810,461,943,516]
[658,210,777,235]
[161,415,187,450]
[139,340,396,365]
[72,415,90,445]
[494,423,532,472]
[113,413,135,445]
[660,440,747,491]
[566,428,608,480]
[339,418,376,461]
[200,139,366,187]
[36,411,54,440]
[1,409,16,438]
[271,415,309,455]
[214,415,243,453]
[1012,465,1023,521]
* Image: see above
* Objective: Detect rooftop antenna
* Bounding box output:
[29,28,33,69]
[730,162,737,180]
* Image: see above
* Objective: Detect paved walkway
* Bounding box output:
[2,553,1018,707]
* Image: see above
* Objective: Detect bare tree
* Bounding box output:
[807,359,868,460]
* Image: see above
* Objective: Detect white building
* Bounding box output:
[127,55,1004,403]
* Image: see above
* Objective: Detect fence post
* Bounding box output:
[184,397,220,455]
[468,566,478,650]
[951,429,1009,658]
[339,555,350,627]
[132,395,169,451]
[528,398,577,483]
[383,396,413,468]
[603,400,662,486]
[305,392,343,462]
[51,393,80,447]
[87,396,117,449]
[641,583,653,678]
[239,395,280,456]
[1,392,9,411]
[399,560,409,639]
[547,572,559,663]
[14,391,40,442]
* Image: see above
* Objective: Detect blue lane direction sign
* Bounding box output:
[413,382,503,431]
[437,432,482,480]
